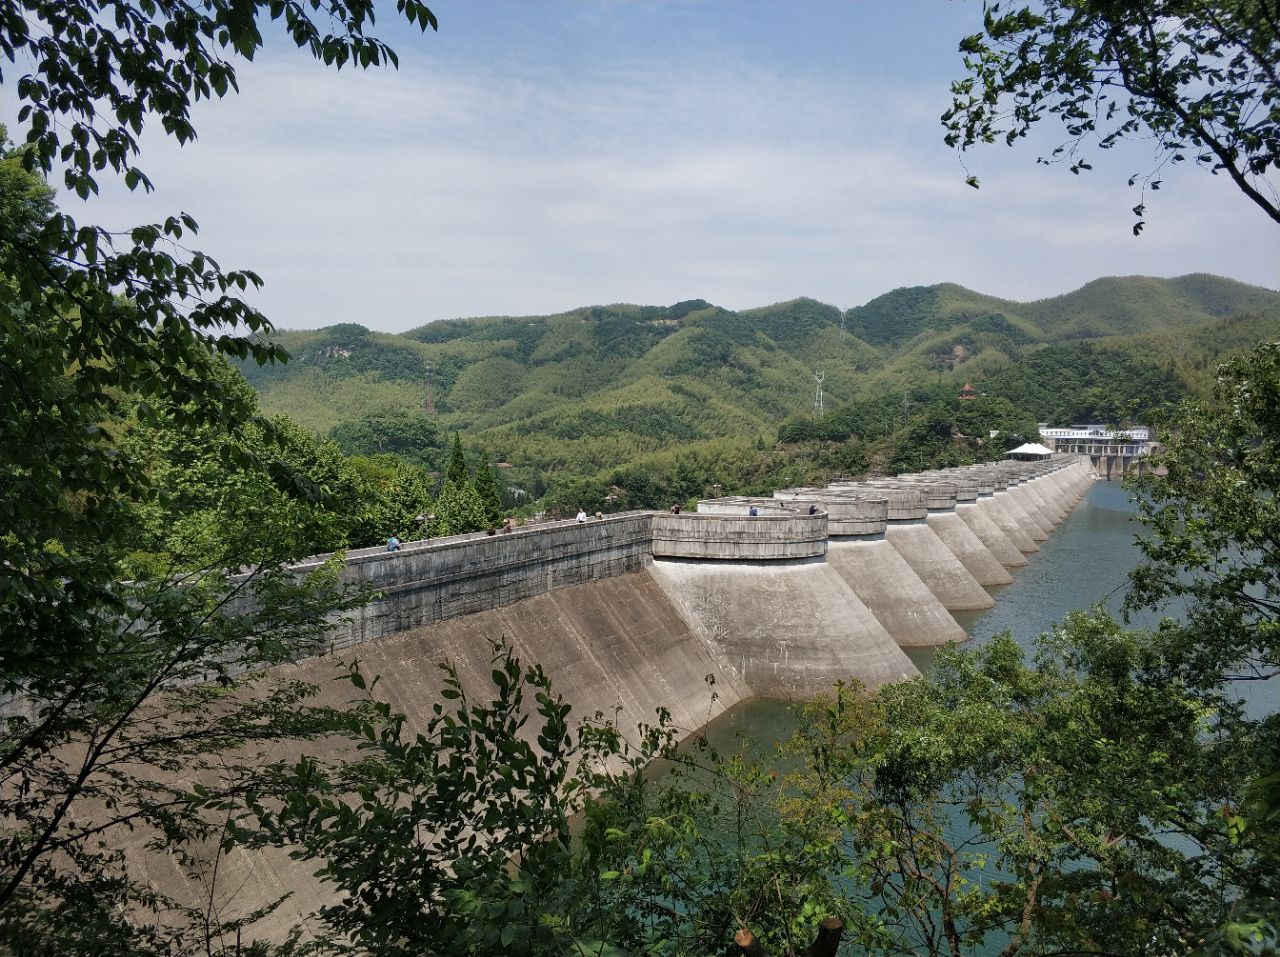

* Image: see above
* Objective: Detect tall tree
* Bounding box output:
[444,432,470,488]
[945,1,1280,227]
[472,460,506,526]
[433,478,488,537]
[0,0,437,694]
[1,2,437,949]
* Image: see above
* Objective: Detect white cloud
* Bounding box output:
[39,12,1278,333]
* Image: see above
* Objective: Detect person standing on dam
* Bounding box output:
[576,509,587,523]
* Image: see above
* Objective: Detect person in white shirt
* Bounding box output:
[575,509,587,523]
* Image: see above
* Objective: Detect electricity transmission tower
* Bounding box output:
[424,362,435,416]
[814,371,825,419]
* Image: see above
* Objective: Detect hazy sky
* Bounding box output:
[28,1,1280,332]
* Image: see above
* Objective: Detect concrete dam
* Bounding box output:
[139,456,1094,939]
[285,455,1093,711]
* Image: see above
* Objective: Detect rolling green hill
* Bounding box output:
[236,273,1280,503]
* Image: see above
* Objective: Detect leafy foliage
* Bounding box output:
[254,642,674,956]
[980,341,1186,424]
[1129,340,1280,687]
[328,407,443,468]
[433,479,489,537]
[945,0,1280,226]
[0,2,437,949]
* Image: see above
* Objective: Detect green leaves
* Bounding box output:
[945,1,1280,225]
[0,2,439,949]
[261,639,647,956]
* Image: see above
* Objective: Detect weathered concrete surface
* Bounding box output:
[983,490,1041,553]
[957,501,1028,567]
[883,522,995,611]
[648,557,919,696]
[1007,477,1056,534]
[1024,479,1065,525]
[879,479,1012,587]
[920,473,1027,567]
[925,510,1013,586]
[127,569,751,945]
[826,538,968,647]
[1002,480,1052,540]
[654,511,826,561]
[990,483,1048,546]
[859,481,1011,592]
[295,513,657,650]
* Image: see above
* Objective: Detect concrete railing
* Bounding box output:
[651,511,827,560]
[772,488,888,536]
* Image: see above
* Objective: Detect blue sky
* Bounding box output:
[34,1,1280,332]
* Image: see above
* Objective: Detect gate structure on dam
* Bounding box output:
[1038,424,1156,479]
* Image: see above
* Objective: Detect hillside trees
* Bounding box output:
[119,361,367,569]
[430,434,493,534]
[1121,339,1280,948]
[1,0,438,710]
[946,0,1280,226]
[1128,340,1280,687]
[328,407,443,468]
[981,342,1186,424]
[346,453,436,547]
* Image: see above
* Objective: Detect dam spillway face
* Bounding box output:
[269,456,1094,706]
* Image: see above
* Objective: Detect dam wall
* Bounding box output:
[219,457,1092,701]
[135,569,754,945]
[268,457,1093,677]
[292,513,656,650]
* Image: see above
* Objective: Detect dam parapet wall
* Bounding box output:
[269,457,1091,655]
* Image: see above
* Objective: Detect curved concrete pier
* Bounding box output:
[917,473,1027,568]
[1003,473,1053,539]
[850,486,996,611]
[878,479,1013,587]
[1006,469,1059,526]
[970,471,1041,553]
[771,491,969,647]
[648,557,918,696]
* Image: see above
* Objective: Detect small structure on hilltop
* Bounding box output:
[958,382,977,401]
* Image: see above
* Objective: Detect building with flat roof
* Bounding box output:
[1038,424,1156,478]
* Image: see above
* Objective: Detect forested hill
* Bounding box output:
[237,273,1280,504]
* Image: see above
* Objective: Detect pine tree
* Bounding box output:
[472,462,505,526]
[445,433,469,488]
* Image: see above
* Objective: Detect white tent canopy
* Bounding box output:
[1006,442,1054,458]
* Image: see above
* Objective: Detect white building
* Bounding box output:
[1038,424,1156,477]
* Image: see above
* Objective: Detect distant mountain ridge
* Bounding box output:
[236,273,1280,484]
